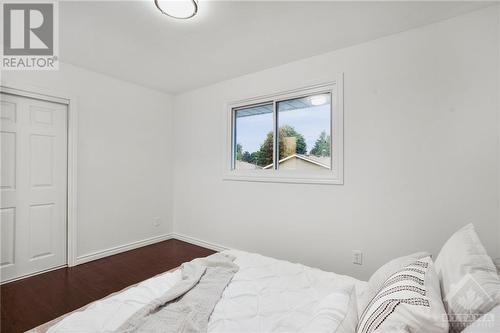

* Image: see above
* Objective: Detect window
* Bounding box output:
[277,93,331,171]
[233,103,274,170]
[226,79,343,184]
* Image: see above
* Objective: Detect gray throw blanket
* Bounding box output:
[116,253,238,333]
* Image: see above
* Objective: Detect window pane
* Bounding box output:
[277,93,331,170]
[234,103,274,170]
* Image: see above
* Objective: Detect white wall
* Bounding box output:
[1,63,174,258]
[173,6,500,280]
[497,4,500,270]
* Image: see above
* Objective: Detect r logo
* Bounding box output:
[3,3,54,56]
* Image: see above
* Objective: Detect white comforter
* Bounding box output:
[48,250,368,333]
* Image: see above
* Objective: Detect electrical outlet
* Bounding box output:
[352,250,363,265]
[153,217,161,227]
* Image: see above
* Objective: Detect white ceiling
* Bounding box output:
[60,1,493,94]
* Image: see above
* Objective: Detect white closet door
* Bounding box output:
[1,93,67,282]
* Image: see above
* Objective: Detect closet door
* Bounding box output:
[1,93,67,282]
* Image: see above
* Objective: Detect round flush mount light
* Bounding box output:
[155,0,198,19]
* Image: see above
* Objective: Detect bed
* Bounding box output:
[29,224,500,333]
[30,250,368,333]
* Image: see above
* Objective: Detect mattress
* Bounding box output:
[41,250,368,333]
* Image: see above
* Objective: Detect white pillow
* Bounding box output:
[461,305,500,333]
[435,224,500,332]
[359,252,430,312]
[373,324,411,333]
[357,256,449,333]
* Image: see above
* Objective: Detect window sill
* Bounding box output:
[222,173,343,185]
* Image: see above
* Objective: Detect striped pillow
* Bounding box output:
[357,256,448,333]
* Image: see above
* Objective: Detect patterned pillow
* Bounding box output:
[357,256,448,333]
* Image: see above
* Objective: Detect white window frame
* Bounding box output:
[224,75,344,185]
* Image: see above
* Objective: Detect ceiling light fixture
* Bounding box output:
[154,0,198,19]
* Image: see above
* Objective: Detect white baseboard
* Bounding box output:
[1,264,67,285]
[75,233,174,265]
[3,233,225,283]
[171,233,229,252]
[74,233,228,267]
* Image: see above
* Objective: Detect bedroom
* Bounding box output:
[0,0,499,332]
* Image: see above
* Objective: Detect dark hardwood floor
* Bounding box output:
[0,239,215,333]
